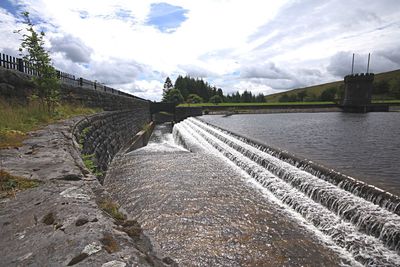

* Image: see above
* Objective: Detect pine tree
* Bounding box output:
[162,77,174,102]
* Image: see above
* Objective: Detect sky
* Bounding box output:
[0,0,399,101]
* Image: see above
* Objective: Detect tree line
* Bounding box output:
[162,75,266,104]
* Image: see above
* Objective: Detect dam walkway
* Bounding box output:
[105,124,343,266]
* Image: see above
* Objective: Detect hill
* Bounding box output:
[265,69,400,102]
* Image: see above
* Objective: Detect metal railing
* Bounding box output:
[0,52,147,101]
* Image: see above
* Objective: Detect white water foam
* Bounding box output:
[173,117,400,266]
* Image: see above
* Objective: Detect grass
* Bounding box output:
[179,101,335,107]
[372,99,400,104]
[141,122,152,132]
[0,98,100,148]
[98,198,126,221]
[100,233,120,253]
[0,169,41,198]
[82,154,103,177]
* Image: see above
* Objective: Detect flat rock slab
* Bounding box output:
[0,117,170,267]
[105,125,342,266]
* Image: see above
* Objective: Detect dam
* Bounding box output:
[105,118,400,266]
[1,66,400,266]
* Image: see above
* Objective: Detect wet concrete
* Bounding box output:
[105,124,343,266]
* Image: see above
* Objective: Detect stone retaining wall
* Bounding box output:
[73,109,150,182]
[61,83,146,111]
[0,67,149,111]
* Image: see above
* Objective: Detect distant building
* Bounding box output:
[342,73,374,112]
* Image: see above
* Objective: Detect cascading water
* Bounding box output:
[173,117,400,266]
[199,119,400,215]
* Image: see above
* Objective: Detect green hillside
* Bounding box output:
[265,69,400,103]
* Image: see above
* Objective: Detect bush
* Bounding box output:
[164,89,184,104]
[186,94,203,104]
[209,95,222,104]
[319,87,337,101]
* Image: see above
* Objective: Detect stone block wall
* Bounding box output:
[1,67,152,182]
[175,106,203,122]
[74,108,150,183]
[0,68,35,100]
[61,84,147,111]
[0,67,148,111]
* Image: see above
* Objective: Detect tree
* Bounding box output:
[186,94,203,104]
[255,93,266,102]
[240,90,253,102]
[162,77,174,101]
[372,80,390,94]
[320,87,337,101]
[174,75,188,99]
[336,84,345,103]
[164,77,173,90]
[209,95,222,105]
[16,11,59,112]
[297,91,307,102]
[389,78,400,99]
[164,89,184,104]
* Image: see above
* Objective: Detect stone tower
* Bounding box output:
[342,73,374,112]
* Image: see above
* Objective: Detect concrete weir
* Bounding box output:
[105,124,343,266]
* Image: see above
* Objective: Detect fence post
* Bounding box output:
[17,58,23,72]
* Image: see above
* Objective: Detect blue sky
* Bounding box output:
[0,0,399,100]
[146,3,188,33]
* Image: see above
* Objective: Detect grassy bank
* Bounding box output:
[372,100,400,104]
[0,99,100,148]
[179,99,400,108]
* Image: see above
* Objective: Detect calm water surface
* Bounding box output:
[202,112,400,196]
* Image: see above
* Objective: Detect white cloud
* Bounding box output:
[51,34,93,63]
[0,0,399,99]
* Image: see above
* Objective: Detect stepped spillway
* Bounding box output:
[173,117,400,266]
[105,124,346,266]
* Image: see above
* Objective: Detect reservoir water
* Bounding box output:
[202,112,400,196]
